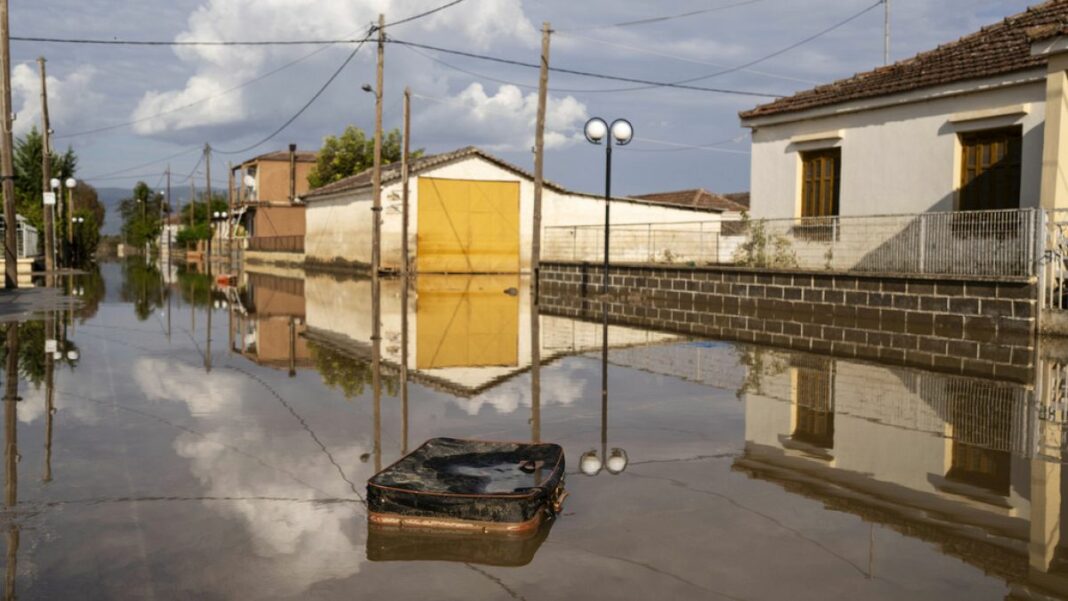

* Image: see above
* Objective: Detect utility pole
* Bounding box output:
[189,179,196,229]
[401,87,410,276]
[38,57,54,281]
[165,165,171,265]
[370,12,385,475]
[530,22,551,444]
[227,160,234,245]
[371,13,385,279]
[0,0,17,289]
[204,143,212,264]
[883,0,890,65]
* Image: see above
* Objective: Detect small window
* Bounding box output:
[792,360,835,449]
[800,148,841,218]
[959,127,1021,211]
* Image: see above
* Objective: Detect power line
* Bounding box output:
[12,36,362,46]
[626,135,750,154]
[558,0,770,32]
[383,0,467,28]
[81,146,201,181]
[56,40,349,139]
[387,38,781,97]
[214,37,370,155]
[552,0,884,93]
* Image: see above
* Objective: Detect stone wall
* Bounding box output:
[538,261,1037,383]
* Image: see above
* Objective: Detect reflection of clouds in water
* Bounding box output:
[133,357,367,596]
[18,377,105,426]
[455,363,586,415]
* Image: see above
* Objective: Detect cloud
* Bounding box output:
[451,362,586,415]
[130,0,537,136]
[417,83,587,151]
[11,62,103,137]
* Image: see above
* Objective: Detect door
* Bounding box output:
[417,177,521,273]
[416,275,520,369]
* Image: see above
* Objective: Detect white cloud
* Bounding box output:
[417,83,587,151]
[11,62,103,137]
[130,0,537,136]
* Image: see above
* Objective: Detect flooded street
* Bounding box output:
[0,260,1061,600]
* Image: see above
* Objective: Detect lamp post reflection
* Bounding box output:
[580,305,628,477]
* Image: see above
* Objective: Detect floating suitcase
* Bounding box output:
[367,437,567,533]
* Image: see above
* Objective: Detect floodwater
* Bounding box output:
[0,259,1065,600]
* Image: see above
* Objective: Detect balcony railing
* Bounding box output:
[247,235,304,253]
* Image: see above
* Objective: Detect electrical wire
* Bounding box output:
[55,41,349,139]
[383,0,467,28]
[212,37,370,155]
[626,136,750,154]
[557,0,770,32]
[81,146,201,181]
[556,32,819,85]
[388,38,781,97]
[549,0,884,93]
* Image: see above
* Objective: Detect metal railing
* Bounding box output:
[545,209,1040,278]
[247,235,304,253]
[543,221,724,264]
[1042,209,1068,309]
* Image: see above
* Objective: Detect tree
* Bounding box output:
[13,126,77,234]
[72,181,106,229]
[119,182,164,248]
[307,125,423,189]
[174,195,227,248]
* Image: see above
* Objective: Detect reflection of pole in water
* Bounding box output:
[4,323,18,508]
[205,288,212,372]
[600,300,608,456]
[43,311,55,483]
[372,276,382,473]
[287,316,296,378]
[531,284,541,444]
[400,275,409,454]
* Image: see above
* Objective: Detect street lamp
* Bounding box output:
[583,117,633,293]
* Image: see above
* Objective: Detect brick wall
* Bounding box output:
[538,261,1036,383]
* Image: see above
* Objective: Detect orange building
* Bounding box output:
[233,145,317,252]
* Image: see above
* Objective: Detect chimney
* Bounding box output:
[288,143,297,204]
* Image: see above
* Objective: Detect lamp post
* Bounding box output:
[71,216,84,265]
[583,117,633,293]
[64,178,75,265]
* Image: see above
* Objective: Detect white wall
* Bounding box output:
[305,155,724,271]
[747,75,1047,219]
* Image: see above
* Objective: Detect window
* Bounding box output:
[959,127,1021,211]
[792,359,835,449]
[800,148,841,218]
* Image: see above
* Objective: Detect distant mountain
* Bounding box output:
[95,187,127,235]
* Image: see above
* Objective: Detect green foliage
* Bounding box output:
[119,182,164,248]
[120,258,164,321]
[69,265,105,322]
[13,126,77,235]
[176,266,214,306]
[732,213,798,268]
[69,209,101,266]
[0,321,80,389]
[307,125,423,189]
[308,341,399,398]
[176,223,213,246]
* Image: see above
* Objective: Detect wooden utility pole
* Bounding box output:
[37,57,54,280]
[204,144,212,260]
[530,22,551,444]
[189,179,196,228]
[165,165,171,261]
[370,12,385,475]
[883,0,890,65]
[371,13,385,278]
[0,0,17,289]
[401,87,411,275]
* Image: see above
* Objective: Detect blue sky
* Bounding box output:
[10,0,1036,200]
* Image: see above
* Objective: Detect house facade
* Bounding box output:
[740,1,1068,221]
[302,146,733,273]
[232,146,316,246]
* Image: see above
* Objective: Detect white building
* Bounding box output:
[301,146,733,273]
[740,1,1068,220]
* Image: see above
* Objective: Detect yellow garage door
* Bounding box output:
[416,275,520,369]
[417,177,520,273]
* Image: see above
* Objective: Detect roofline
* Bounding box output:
[740,67,1046,128]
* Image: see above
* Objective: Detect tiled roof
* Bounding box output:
[303,146,574,200]
[631,188,748,212]
[722,191,750,208]
[248,149,318,163]
[740,1,1068,120]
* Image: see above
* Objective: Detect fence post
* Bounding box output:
[918,214,926,274]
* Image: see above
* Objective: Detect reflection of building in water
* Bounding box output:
[230,272,311,373]
[735,349,1068,598]
[303,274,680,397]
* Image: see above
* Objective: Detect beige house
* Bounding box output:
[301,146,736,274]
[232,146,316,249]
[740,1,1068,220]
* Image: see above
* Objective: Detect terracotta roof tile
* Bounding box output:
[740,1,1068,120]
[631,188,748,212]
